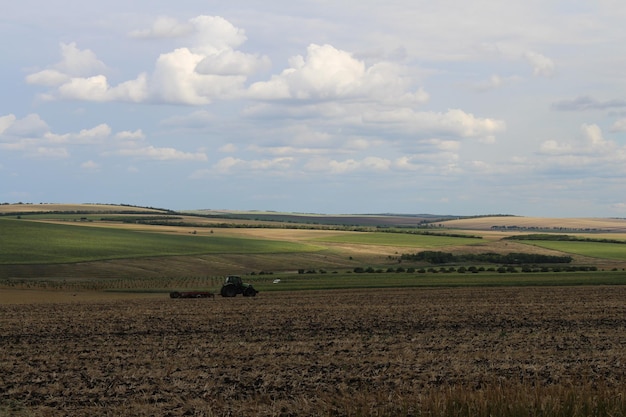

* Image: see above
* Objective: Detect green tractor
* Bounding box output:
[220,275,258,297]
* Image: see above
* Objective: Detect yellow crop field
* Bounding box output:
[442,215,626,234]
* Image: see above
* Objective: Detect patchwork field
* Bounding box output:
[3,207,626,280]
[1,287,626,416]
[2,204,626,416]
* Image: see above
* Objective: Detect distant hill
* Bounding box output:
[5,204,625,233]
[2,204,465,227]
[0,203,170,215]
[185,209,463,227]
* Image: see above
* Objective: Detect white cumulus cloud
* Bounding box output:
[26,16,268,105]
[248,43,427,104]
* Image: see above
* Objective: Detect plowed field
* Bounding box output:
[2,287,626,416]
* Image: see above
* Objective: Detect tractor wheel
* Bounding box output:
[243,286,257,297]
[169,291,181,299]
[221,284,237,297]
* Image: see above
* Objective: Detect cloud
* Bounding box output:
[395,153,460,174]
[523,51,556,77]
[189,15,247,53]
[150,50,261,104]
[539,139,573,154]
[27,50,150,103]
[248,43,427,104]
[552,95,626,111]
[26,16,269,105]
[422,138,461,152]
[160,111,215,129]
[536,124,626,178]
[44,124,112,144]
[247,144,331,156]
[303,156,392,174]
[52,74,149,103]
[56,42,107,76]
[196,156,295,176]
[129,16,192,39]
[26,42,106,87]
[0,114,203,164]
[196,49,270,76]
[470,74,521,92]
[0,116,111,158]
[81,160,100,170]
[142,15,269,103]
[363,108,505,140]
[611,117,626,132]
[144,17,268,104]
[117,146,208,161]
[1,114,49,137]
[114,129,146,140]
[0,114,17,135]
[25,69,71,87]
[581,123,613,151]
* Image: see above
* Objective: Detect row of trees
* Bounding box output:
[400,251,573,265]
[505,234,626,244]
[353,265,597,274]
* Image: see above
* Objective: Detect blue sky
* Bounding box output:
[2,1,625,216]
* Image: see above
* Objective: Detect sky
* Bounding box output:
[2,1,626,217]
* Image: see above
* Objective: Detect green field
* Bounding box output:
[252,270,626,292]
[0,218,320,264]
[521,240,626,261]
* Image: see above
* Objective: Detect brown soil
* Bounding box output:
[1,287,625,416]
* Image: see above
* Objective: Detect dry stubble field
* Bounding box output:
[2,287,626,416]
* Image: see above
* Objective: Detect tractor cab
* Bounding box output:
[224,275,243,286]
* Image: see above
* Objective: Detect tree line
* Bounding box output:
[400,251,572,265]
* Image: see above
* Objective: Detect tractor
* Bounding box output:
[220,275,258,297]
